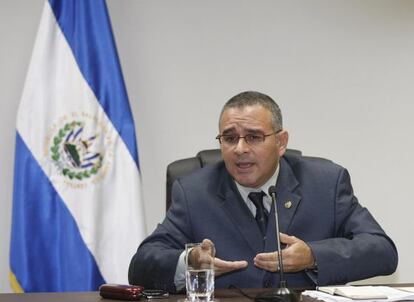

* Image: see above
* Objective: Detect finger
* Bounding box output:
[214,258,248,276]
[189,241,215,268]
[254,251,278,262]
[254,257,279,272]
[279,233,298,245]
[214,258,248,269]
[254,252,279,272]
[254,257,293,272]
[201,239,216,257]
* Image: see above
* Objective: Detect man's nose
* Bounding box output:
[234,137,250,154]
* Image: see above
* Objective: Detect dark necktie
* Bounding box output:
[248,191,268,237]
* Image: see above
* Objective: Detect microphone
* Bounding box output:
[254,186,299,302]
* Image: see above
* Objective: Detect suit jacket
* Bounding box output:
[129,152,398,292]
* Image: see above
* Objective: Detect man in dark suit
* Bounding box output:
[129,91,398,292]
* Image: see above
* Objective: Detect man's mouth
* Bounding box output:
[236,162,254,170]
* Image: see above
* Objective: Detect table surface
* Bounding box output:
[1,284,413,302]
[0,289,302,302]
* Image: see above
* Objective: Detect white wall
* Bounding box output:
[1,0,413,293]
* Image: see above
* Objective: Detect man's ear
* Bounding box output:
[277,130,289,156]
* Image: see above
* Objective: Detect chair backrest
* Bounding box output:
[166,149,221,210]
[166,148,302,210]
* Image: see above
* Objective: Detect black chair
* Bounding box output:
[166,149,221,210]
[166,148,302,210]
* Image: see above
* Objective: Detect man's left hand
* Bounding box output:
[253,233,315,272]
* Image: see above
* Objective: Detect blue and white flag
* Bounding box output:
[9,0,146,292]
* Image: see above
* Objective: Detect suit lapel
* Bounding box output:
[274,157,301,234]
[217,170,265,254]
[264,157,301,253]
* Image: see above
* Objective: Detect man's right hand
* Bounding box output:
[189,239,248,276]
[213,256,248,276]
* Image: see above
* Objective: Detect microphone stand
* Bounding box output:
[255,186,299,302]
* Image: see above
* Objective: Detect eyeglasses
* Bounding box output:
[216,130,281,146]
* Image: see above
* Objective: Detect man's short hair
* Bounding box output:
[219,91,283,131]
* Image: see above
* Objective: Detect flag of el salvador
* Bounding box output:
[10,0,146,292]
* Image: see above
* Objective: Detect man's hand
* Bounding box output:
[213,256,248,276]
[188,239,248,276]
[253,233,315,272]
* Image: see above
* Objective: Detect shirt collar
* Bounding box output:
[235,164,280,211]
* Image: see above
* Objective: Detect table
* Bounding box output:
[1,285,412,302]
[0,288,306,302]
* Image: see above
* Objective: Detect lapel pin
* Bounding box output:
[284,201,292,209]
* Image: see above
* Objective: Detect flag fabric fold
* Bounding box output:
[10,0,146,292]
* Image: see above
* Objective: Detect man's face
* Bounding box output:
[219,105,288,188]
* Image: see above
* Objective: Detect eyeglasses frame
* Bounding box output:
[215,129,282,146]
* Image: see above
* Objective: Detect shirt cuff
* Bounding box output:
[174,250,186,291]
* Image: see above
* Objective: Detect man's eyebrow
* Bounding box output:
[221,128,236,135]
[221,128,264,135]
[245,129,264,134]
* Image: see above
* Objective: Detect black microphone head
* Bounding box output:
[268,186,277,196]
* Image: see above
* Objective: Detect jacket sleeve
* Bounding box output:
[307,168,398,285]
[128,180,193,293]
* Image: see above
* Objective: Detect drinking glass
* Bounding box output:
[185,242,215,301]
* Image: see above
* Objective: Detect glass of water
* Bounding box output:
[185,242,215,301]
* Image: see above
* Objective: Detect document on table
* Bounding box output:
[302,286,414,302]
[317,286,387,299]
[395,287,414,293]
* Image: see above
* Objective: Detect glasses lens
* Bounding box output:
[222,135,238,145]
[245,134,264,145]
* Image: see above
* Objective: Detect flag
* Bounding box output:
[9,0,146,292]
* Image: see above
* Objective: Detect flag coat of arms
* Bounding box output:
[9,0,146,292]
